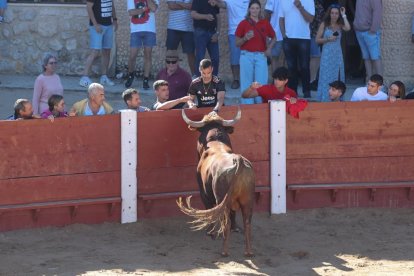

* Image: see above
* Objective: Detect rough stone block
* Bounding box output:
[49,38,63,51]
[38,18,58,37]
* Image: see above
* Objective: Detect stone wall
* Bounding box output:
[382,0,414,88]
[1,1,414,87]
[0,3,91,76]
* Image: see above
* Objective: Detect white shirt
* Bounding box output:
[84,102,106,116]
[224,0,249,35]
[265,0,282,41]
[127,0,159,33]
[279,0,314,39]
[350,87,388,101]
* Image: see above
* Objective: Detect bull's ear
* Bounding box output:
[225,126,234,134]
[188,125,198,131]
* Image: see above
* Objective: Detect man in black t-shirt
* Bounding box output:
[79,0,118,88]
[191,0,220,77]
[188,59,225,112]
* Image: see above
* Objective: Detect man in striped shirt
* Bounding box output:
[166,0,196,77]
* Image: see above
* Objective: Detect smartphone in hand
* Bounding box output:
[332,31,339,37]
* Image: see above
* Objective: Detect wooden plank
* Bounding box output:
[287,101,414,159]
[288,181,414,190]
[0,197,121,211]
[0,115,121,179]
[287,156,414,184]
[0,172,121,205]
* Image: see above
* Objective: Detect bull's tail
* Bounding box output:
[177,193,230,237]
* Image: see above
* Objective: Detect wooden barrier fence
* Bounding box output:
[1,101,414,231]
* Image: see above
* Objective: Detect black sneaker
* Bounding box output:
[143,78,149,90]
[309,80,318,91]
[125,73,134,88]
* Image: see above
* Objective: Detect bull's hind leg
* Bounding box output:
[241,204,254,257]
[221,217,231,257]
[230,210,241,233]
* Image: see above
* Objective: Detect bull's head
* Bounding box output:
[181,107,241,129]
[182,108,241,156]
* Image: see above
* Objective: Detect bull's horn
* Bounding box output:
[181,109,206,128]
[222,107,242,127]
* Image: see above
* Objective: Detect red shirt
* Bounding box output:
[235,19,276,52]
[257,85,297,103]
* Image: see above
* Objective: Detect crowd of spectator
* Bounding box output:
[3,0,414,121]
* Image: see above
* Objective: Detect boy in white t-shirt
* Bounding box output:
[125,0,159,90]
[351,74,387,101]
[214,0,249,89]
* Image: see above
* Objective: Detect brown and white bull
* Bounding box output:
[177,108,256,257]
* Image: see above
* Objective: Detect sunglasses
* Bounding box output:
[48,62,58,65]
[329,4,341,9]
[165,60,177,64]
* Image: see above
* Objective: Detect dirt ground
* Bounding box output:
[1,208,414,275]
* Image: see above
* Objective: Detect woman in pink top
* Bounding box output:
[32,53,64,115]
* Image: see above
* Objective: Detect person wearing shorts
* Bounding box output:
[353,0,383,80]
[0,0,7,23]
[265,0,284,75]
[214,0,249,89]
[79,0,118,88]
[166,0,196,76]
[125,0,159,89]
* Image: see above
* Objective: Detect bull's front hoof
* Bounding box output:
[244,252,254,258]
[221,252,229,257]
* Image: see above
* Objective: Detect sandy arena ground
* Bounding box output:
[1,208,414,275]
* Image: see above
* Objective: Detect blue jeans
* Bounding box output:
[240,50,267,104]
[283,38,311,97]
[194,28,219,76]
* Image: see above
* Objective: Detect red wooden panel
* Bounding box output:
[287,188,414,210]
[287,101,414,159]
[287,156,414,185]
[137,105,269,170]
[138,161,269,194]
[0,172,120,205]
[0,204,121,232]
[0,115,121,179]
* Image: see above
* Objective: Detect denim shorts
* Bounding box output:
[228,34,241,65]
[130,31,156,48]
[271,41,283,57]
[166,29,195,53]
[355,30,381,60]
[310,37,321,57]
[0,0,7,9]
[89,25,113,50]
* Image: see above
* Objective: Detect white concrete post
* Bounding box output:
[120,110,137,223]
[270,100,287,214]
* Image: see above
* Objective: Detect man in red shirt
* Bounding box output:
[242,66,297,103]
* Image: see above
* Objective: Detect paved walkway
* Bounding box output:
[0,73,360,119]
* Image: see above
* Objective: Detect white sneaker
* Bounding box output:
[79,76,92,87]
[100,75,115,86]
